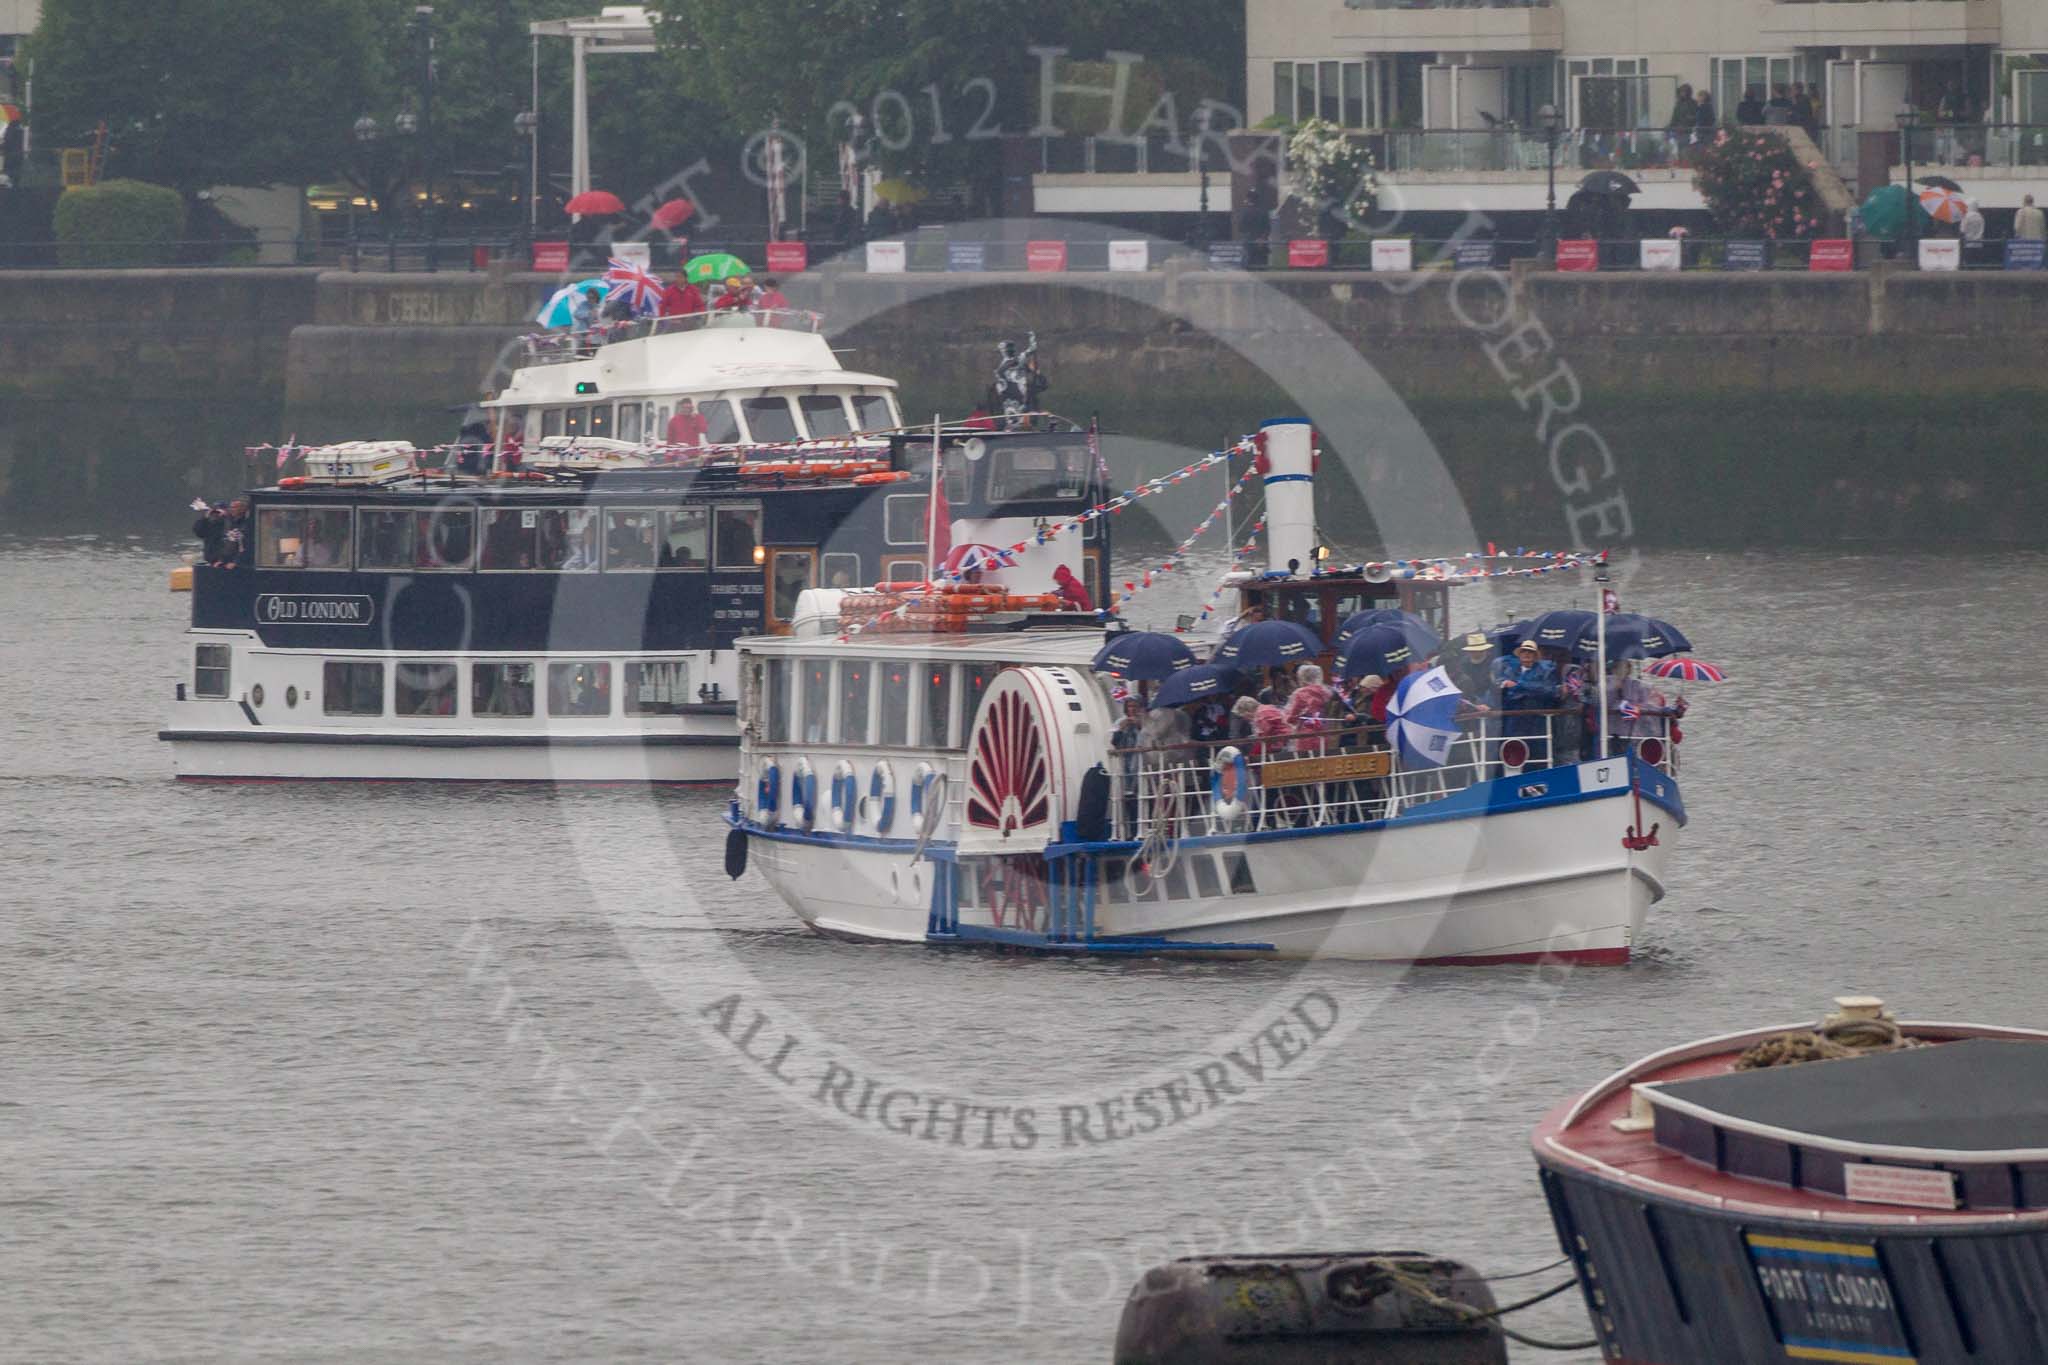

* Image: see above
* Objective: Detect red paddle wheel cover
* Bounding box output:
[967,688,1051,832]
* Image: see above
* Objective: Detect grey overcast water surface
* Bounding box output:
[5,537,2045,1364]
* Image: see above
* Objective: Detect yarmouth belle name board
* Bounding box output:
[254,593,376,626]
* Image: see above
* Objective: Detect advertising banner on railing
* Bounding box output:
[1287,238,1329,269]
[1026,240,1068,272]
[1108,240,1150,272]
[947,241,986,272]
[865,241,906,273]
[1452,241,1496,270]
[1723,241,1768,271]
[1918,239,1961,271]
[1207,241,1247,270]
[612,241,651,271]
[1371,239,1414,272]
[1640,239,1681,271]
[531,241,570,273]
[2006,239,2047,270]
[1808,239,1854,272]
[1555,240,1599,272]
[764,242,808,274]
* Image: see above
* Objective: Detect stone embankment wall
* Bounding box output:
[3,263,2045,542]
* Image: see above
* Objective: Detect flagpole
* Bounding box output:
[1595,571,1610,759]
[926,414,942,582]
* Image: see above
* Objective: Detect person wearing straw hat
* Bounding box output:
[1445,631,1499,712]
[1494,639,1560,757]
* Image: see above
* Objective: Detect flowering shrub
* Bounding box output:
[1691,129,1824,239]
[1287,118,1378,228]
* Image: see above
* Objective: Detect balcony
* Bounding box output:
[1761,0,2002,47]
[1333,0,1563,54]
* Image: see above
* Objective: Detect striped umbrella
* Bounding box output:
[1645,657,1726,683]
[1918,186,1969,225]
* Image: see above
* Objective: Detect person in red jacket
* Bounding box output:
[665,398,710,452]
[753,275,790,312]
[714,275,756,310]
[1051,563,1092,612]
[658,279,703,317]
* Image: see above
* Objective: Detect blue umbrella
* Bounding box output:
[1573,612,1693,660]
[1524,608,1598,653]
[1091,631,1196,681]
[1334,607,1437,651]
[1212,619,1323,669]
[1335,619,1441,680]
[1387,665,1465,769]
[536,277,609,327]
[1150,663,1242,709]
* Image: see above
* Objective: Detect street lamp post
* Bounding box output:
[1538,103,1562,261]
[1897,102,1921,267]
[514,111,540,233]
[410,6,436,253]
[1191,104,1214,252]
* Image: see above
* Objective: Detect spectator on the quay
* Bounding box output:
[1235,190,1271,268]
[1736,86,1765,126]
[2016,194,2047,242]
[1667,85,1699,160]
[1764,85,1794,126]
[1694,90,1717,133]
[864,199,898,239]
[1962,199,1986,265]
[1792,83,1819,138]
[826,191,860,247]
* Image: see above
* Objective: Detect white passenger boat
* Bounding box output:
[726,420,1690,963]
[159,309,1112,782]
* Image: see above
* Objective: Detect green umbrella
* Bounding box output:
[1857,183,1934,241]
[683,252,751,285]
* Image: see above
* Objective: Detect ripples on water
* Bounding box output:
[4,536,2044,1363]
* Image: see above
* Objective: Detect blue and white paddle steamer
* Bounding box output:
[726,420,1691,963]
[160,309,1112,782]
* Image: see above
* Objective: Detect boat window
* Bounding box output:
[884,558,925,583]
[921,664,953,748]
[548,661,611,717]
[564,407,584,437]
[1161,860,1191,901]
[1103,857,1135,904]
[960,662,998,728]
[851,393,894,432]
[625,660,693,716]
[588,405,611,438]
[802,658,831,741]
[661,508,709,569]
[480,509,536,570]
[395,661,458,716]
[883,494,924,546]
[356,510,417,570]
[193,644,231,698]
[472,661,536,717]
[1191,854,1223,901]
[713,506,761,568]
[1224,852,1257,895]
[990,445,1087,503]
[541,408,565,438]
[839,660,871,743]
[605,510,660,570]
[255,506,352,569]
[742,396,799,444]
[878,660,911,745]
[699,399,739,445]
[821,552,860,590]
[323,660,384,715]
[943,447,972,505]
[419,507,473,569]
[554,509,600,571]
[799,395,851,438]
[772,552,814,620]
[1082,554,1100,608]
[616,402,643,444]
[766,658,791,743]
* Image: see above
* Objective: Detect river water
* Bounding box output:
[5,534,2044,1364]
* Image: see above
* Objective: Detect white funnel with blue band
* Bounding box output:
[1260,418,1314,576]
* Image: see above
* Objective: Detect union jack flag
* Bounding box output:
[603,257,663,315]
[1618,699,1641,719]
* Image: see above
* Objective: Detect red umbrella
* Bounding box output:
[564,189,625,216]
[649,198,696,230]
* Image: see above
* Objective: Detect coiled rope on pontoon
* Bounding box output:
[1734,1012,1927,1071]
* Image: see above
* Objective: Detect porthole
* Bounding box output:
[251,683,266,707]
[285,685,299,709]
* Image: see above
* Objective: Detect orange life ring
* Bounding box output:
[875,580,931,594]
[278,476,307,488]
[853,470,909,485]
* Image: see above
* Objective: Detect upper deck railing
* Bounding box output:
[521,307,826,366]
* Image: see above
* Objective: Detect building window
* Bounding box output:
[884,494,925,546]
[662,508,709,568]
[879,660,911,745]
[821,551,861,590]
[840,660,872,744]
[921,663,953,748]
[605,510,661,570]
[799,395,851,438]
[1273,60,1372,129]
[548,661,611,717]
[193,644,231,698]
[395,661,458,716]
[323,660,384,715]
[714,507,762,568]
[741,396,799,444]
[472,662,536,717]
[624,659,693,716]
[255,506,353,569]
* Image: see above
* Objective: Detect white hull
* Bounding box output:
[746,761,1678,963]
[163,731,737,783]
